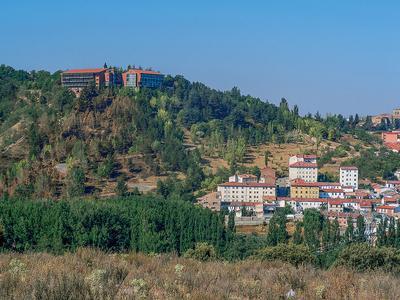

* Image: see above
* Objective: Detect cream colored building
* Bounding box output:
[289,155,318,182]
[217,182,276,203]
[340,166,358,190]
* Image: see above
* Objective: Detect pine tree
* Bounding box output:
[344,216,354,243]
[388,217,396,247]
[321,219,331,250]
[396,219,400,248]
[303,209,322,251]
[115,177,128,197]
[331,218,340,246]
[356,215,366,242]
[377,218,387,247]
[293,222,303,245]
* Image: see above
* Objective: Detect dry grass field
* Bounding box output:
[0,248,399,300]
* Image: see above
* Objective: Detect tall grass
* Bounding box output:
[0,248,399,299]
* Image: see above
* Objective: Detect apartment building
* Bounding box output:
[217,181,276,203]
[281,197,327,211]
[61,68,108,94]
[288,154,318,182]
[260,167,276,185]
[320,188,345,199]
[228,174,258,183]
[290,179,319,198]
[382,131,400,143]
[196,192,220,212]
[122,69,164,88]
[340,166,359,190]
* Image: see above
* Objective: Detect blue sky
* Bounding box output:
[1,1,399,116]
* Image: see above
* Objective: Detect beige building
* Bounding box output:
[290,179,320,198]
[217,182,276,203]
[289,155,318,182]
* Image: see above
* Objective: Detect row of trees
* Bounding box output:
[0,196,231,254]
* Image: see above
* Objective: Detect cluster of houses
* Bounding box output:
[197,154,400,228]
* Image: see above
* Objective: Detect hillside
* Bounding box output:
[0,249,398,300]
[0,64,385,199]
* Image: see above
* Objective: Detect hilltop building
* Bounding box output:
[122,69,164,88]
[288,154,318,182]
[61,68,122,95]
[340,166,359,190]
[61,68,107,94]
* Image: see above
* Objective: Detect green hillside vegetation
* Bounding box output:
[0,64,384,199]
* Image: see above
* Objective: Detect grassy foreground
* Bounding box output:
[0,249,399,299]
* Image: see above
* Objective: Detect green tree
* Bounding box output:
[321,219,331,250]
[293,222,303,245]
[344,216,354,243]
[65,166,85,197]
[303,209,323,251]
[356,215,366,243]
[115,177,128,197]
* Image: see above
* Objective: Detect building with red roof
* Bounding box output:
[61,68,108,95]
[122,69,164,88]
[288,155,318,183]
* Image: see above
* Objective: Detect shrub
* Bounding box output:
[334,243,400,273]
[253,244,316,266]
[183,242,217,261]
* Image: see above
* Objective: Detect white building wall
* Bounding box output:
[289,167,318,182]
[340,169,358,190]
[217,185,276,202]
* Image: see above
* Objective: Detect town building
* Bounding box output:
[61,68,108,95]
[196,192,220,212]
[376,205,400,216]
[372,113,392,126]
[288,154,318,182]
[320,188,345,199]
[327,200,347,212]
[280,197,327,211]
[340,166,358,190]
[260,167,276,185]
[290,179,319,198]
[229,174,257,183]
[217,181,276,203]
[122,69,164,88]
[228,202,264,218]
[382,131,400,143]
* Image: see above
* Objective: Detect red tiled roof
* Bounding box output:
[328,200,346,205]
[386,180,400,185]
[360,201,373,207]
[124,69,161,75]
[384,143,400,151]
[219,182,275,188]
[291,179,319,187]
[63,68,107,74]
[295,154,317,159]
[324,211,361,218]
[230,201,263,207]
[321,188,344,193]
[279,197,327,203]
[383,198,398,203]
[263,196,277,201]
[340,166,358,170]
[289,162,318,168]
[377,205,396,210]
[318,182,341,187]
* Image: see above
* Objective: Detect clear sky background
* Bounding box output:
[1,0,399,116]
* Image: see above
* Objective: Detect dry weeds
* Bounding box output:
[0,248,399,299]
